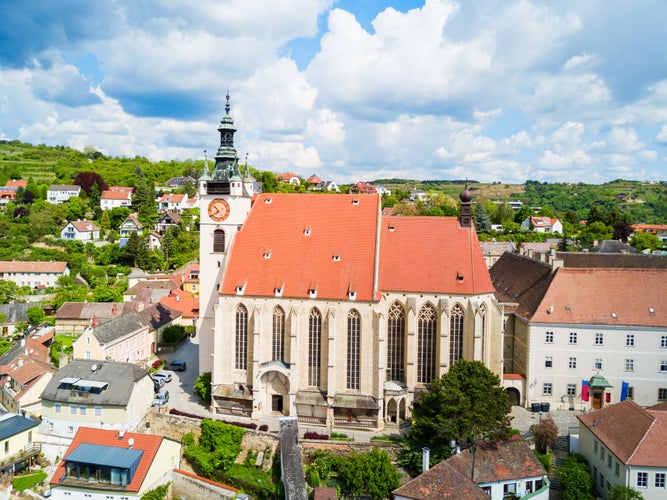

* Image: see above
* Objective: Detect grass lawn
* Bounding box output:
[13,470,47,492]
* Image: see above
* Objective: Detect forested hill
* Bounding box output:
[2,140,666,223]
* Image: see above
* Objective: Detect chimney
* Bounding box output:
[422,447,430,473]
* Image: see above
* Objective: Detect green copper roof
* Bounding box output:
[589,373,613,388]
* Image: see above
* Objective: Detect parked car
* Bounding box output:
[152,371,172,384]
[151,375,165,388]
[152,389,169,406]
[165,360,187,371]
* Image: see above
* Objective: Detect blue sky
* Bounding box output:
[1,0,667,184]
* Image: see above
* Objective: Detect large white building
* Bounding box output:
[198,96,504,430]
[491,252,667,410]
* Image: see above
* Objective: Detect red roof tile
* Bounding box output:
[379,217,494,295]
[221,194,379,301]
[393,459,489,499]
[101,190,132,200]
[51,427,165,492]
[68,220,100,232]
[6,180,27,188]
[159,293,199,319]
[0,260,68,273]
[578,400,667,466]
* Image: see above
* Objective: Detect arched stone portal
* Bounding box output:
[261,371,290,416]
[506,387,521,406]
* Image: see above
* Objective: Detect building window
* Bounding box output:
[661,336,667,348]
[272,306,285,362]
[567,384,576,396]
[661,361,667,373]
[659,388,667,401]
[4,441,7,454]
[569,357,577,369]
[79,406,86,416]
[569,332,577,344]
[449,304,464,367]
[235,304,248,370]
[626,334,635,347]
[601,449,605,461]
[347,310,360,390]
[545,331,554,343]
[418,303,437,384]
[607,453,612,469]
[503,483,517,495]
[615,461,619,477]
[545,356,552,368]
[655,473,665,488]
[213,229,225,252]
[71,405,77,415]
[594,440,598,455]
[387,302,405,383]
[637,472,648,488]
[543,383,552,395]
[627,386,634,399]
[95,407,102,416]
[594,358,603,370]
[55,403,61,413]
[625,359,634,372]
[308,308,322,387]
[595,333,604,345]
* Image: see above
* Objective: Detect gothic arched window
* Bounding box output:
[347,310,360,390]
[387,302,406,383]
[450,304,464,366]
[308,308,322,387]
[417,303,437,384]
[272,306,285,362]
[235,304,248,370]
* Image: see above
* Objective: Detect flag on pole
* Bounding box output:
[621,381,629,401]
[582,380,590,402]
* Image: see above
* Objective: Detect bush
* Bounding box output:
[194,372,211,401]
[169,408,204,420]
[162,325,186,344]
[329,432,351,441]
[258,424,268,432]
[534,450,551,473]
[304,431,329,440]
[307,469,321,487]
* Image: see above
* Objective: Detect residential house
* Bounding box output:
[148,231,162,251]
[72,311,152,365]
[55,302,138,336]
[0,303,32,337]
[490,252,667,409]
[123,278,178,303]
[0,413,41,476]
[49,427,181,499]
[164,175,195,188]
[179,264,200,295]
[136,303,182,344]
[157,193,188,213]
[0,260,69,288]
[39,359,155,438]
[393,436,549,499]
[275,172,300,185]
[155,210,183,234]
[632,223,667,244]
[306,174,323,185]
[519,240,560,260]
[47,185,82,204]
[375,185,391,196]
[159,290,198,327]
[119,214,144,238]
[520,216,563,234]
[60,220,100,241]
[349,181,377,194]
[577,400,667,500]
[479,240,516,268]
[6,180,27,189]
[100,187,133,211]
[0,325,56,415]
[0,180,26,207]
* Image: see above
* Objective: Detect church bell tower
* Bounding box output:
[198,94,254,374]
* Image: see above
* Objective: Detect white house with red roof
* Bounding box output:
[350,181,377,194]
[577,400,667,500]
[49,427,181,499]
[197,98,503,430]
[157,193,188,213]
[276,172,300,185]
[0,260,69,288]
[491,252,667,409]
[47,184,82,204]
[100,187,133,210]
[520,215,563,234]
[60,220,100,241]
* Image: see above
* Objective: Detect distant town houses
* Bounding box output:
[0,303,33,337]
[0,413,41,475]
[60,219,100,241]
[632,223,667,243]
[47,184,81,204]
[100,186,133,211]
[520,215,563,234]
[0,179,27,207]
[157,193,189,213]
[164,175,196,189]
[349,181,377,194]
[0,260,69,288]
[155,210,183,234]
[276,172,300,185]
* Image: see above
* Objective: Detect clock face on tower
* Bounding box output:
[208,198,230,221]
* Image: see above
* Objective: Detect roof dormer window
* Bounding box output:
[348,291,357,301]
[352,199,360,205]
[235,284,245,295]
[332,254,341,262]
[263,251,271,259]
[265,198,272,204]
[309,288,317,299]
[303,228,311,236]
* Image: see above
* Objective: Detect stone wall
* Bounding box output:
[172,468,248,499]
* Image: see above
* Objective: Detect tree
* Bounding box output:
[26,305,45,325]
[407,360,511,464]
[579,221,612,246]
[0,280,19,304]
[194,372,211,402]
[474,203,492,232]
[530,414,558,453]
[608,485,644,500]
[74,171,108,197]
[337,448,400,499]
[630,231,662,251]
[559,454,594,500]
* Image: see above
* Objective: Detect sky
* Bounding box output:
[1,0,667,184]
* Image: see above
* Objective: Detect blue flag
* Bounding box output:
[621,381,629,401]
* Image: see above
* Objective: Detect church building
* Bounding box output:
[198,96,504,430]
